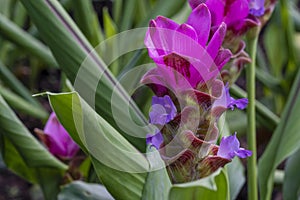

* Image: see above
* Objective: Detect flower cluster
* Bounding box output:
[142,1,259,183]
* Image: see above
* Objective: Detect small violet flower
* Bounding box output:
[146,95,177,149]
[149,95,177,125]
[217,133,252,160]
[249,0,265,16]
[225,85,248,110]
[42,112,79,159]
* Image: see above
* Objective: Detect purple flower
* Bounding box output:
[213,84,248,111]
[43,112,79,159]
[189,0,250,29]
[217,133,252,160]
[146,131,163,149]
[249,0,265,16]
[147,95,177,149]
[225,86,248,110]
[142,4,232,96]
[150,95,177,125]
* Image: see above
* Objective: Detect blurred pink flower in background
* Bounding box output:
[36,112,79,159]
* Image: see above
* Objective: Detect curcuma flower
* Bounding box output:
[142,3,232,95]
[35,112,79,159]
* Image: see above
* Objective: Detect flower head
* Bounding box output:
[42,112,79,159]
[217,133,252,159]
[142,4,232,96]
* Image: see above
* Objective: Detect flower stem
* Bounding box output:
[246,28,259,200]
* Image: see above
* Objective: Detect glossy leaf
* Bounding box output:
[20,0,149,151]
[258,68,300,200]
[168,169,228,200]
[283,148,300,200]
[142,146,172,200]
[47,92,149,200]
[0,13,57,67]
[58,181,114,200]
[0,94,67,200]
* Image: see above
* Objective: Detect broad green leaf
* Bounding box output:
[168,169,228,200]
[120,0,136,31]
[226,158,245,200]
[258,68,300,200]
[142,146,172,200]
[103,8,117,38]
[20,0,149,151]
[73,0,103,47]
[138,0,187,27]
[0,13,57,67]
[283,148,300,200]
[58,181,114,200]
[0,60,42,107]
[0,94,67,200]
[0,84,48,119]
[47,92,149,200]
[264,23,287,78]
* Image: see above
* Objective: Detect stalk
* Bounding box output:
[246,28,260,200]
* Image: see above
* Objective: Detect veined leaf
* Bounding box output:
[47,92,149,200]
[258,68,300,200]
[0,84,48,119]
[168,169,228,200]
[283,148,300,200]
[0,94,67,200]
[0,13,57,67]
[58,181,114,200]
[73,0,103,47]
[20,0,150,151]
[142,146,172,200]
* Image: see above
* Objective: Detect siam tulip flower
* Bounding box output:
[142,3,232,96]
[36,112,79,159]
[188,0,266,31]
[147,95,177,149]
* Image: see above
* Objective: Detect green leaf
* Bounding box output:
[138,0,187,27]
[258,68,300,200]
[283,148,300,200]
[0,94,67,200]
[73,0,103,47]
[0,13,57,67]
[0,60,42,107]
[0,84,48,119]
[47,92,149,200]
[20,0,149,151]
[142,146,172,200]
[58,181,114,200]
[226,158,245,200]
[168,169,228,200]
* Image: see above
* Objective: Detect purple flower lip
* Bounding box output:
[149,95,177,125]
[38,112,79,159]
[217,133,252,160]
[147,95,177,149]
[249,0,265,16]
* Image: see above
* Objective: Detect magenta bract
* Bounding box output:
[43,112,79,159]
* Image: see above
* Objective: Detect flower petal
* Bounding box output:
[186,3,211,46]
[206,22,226,60]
